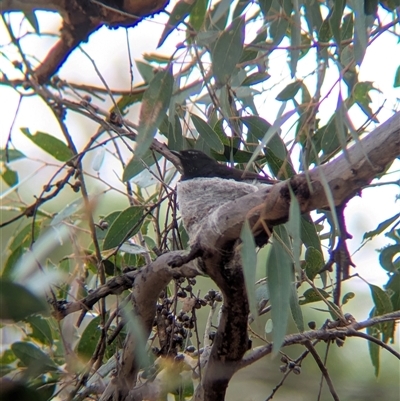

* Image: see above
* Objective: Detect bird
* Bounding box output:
[170,149,278,184]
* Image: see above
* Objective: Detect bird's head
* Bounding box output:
[171,149,218,180]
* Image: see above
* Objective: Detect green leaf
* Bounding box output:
[351,1,368,65]
[211,16,245,85]
[368,284,394,343]
[123,149,162,182]
[136,60,156,83]
[50,198,84,226]
[394,66,400,88]
[276,81,302,101]
[2,246,24,277]
[379,244,400,273]
[0,280,48,321]
[289,0,301,77]
[304,246,324,280]
[135,68,174,159]
[267,225,293,354]
[0,148,25,162]
[20,128,73,162]
[386,273,400,311]
[76,314,104,361]
[24,10,39,32]
[299,288,330,305]
[12,342,57,372]
[240,220,258,320]
[342,292,355,305]
[242,72,271,86]
[190,0,208,31]
[25,316,53,345]
[351,81,379,121]
[289,283,304,332]
[113,90,144,114]
[300,216,323,254]
[269,3,289,47]
[342,12,354,41]
[259,0,273,16]
[329,0,345,45]
[2,165,18,187]
[287,188,301,274]
[168,113,184,151]
[158,0,196,47]
[367,321,380,377]
[191,114,224,153]
[103,206,144,250]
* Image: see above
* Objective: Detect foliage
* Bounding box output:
[1,1,400,400]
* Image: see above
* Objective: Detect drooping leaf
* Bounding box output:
[135,68,174,159]
[363,213,400,241]
[2,166,18,186]
[25,315,53,345]
[76,314,105,361]
[289,283,304,332]
[242,72,271,86]
[289,0,301,77]
[342,12,354,41]
[267,225,293,354]
[123,149,162,182]
[136,60,156,83]
[386,273,400,311]
[304,246,324,280]
[12,342,58,372]
[191,114,224,153]
[276,81,302,101]
[189,0,209,31]
[211,16,245,85]
[240,220,258,320]
[300,216,323,254]
[23,10,39,32]
[103,206,144,250]
[329,0,345,45]
[287,188,301,274]
[0,148,25,162]
[158,0,196,47]
[20,128,73,162]
[350,0,368,65]
[269,1,289,47]
[394,66,400,88]
[0,280,48,321]
[368,284,394,343]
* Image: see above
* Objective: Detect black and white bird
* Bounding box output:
[171,149,277,244]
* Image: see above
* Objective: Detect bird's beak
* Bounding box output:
[170,150,181,158]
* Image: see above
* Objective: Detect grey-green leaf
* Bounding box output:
[240,220,258,320]
[191,114,224,153]
[267,225,293,354]
[103,206,144,250]
[123,149,162,182]
[0,280,48,321]
[0,148,26,162]
[211,16,245,85]
[135,68,174,159]
[20,128,73,162]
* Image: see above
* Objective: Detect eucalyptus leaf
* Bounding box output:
[103,206,144,250]
[211,16,245,85]
[240,220,258,320]
[135,68,174,159]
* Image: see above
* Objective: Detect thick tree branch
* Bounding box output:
[193,112,400,254]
